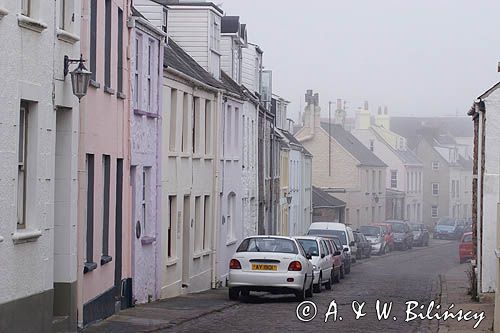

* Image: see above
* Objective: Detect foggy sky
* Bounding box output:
[218,0,500,122]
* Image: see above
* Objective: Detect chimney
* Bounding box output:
[303,89,321,137]
[375,105,390,129]
[355,100,371,130]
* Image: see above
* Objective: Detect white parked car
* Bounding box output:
[228,236,314,301]
[295,236,333,293]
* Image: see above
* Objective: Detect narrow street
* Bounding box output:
[163,240,459,333]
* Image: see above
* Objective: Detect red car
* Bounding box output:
[459,232,473,264]
[324,238,344,283]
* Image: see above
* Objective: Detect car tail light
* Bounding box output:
[229,259,241,269]
[288,261,302,271]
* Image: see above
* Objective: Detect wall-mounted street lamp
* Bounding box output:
[64,54,92,101]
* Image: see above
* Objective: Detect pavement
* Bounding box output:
[82,240,497,333]
[437,263,495,332]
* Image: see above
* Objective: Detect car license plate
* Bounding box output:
[252,264,277,271]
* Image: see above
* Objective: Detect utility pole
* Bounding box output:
[329,101,332,177]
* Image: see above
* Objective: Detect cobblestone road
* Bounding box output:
[161,239,459,333]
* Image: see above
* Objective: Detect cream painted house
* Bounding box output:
[296,92,387,229]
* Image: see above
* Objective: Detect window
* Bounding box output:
[192,97,200,154]
[235,107,240,156]
[17,103,29,229]
[391,170,397,188]
[142,167,151,235]
[181,93,189,152]
[104,0,111,88]
[205,100,212,155]
[365,170,369,192]
[90,0,97,81]
[211,16,220,51]
[242,115,246,167]
[203,195,210,250]
[59,0,66,29]
[431,205,438,218]
[147,40,153,110]
[162,8,168,33]
[369,139,374,152]
[418,172,422,192]
[102,155,111,258]
[194,196,201,252]
[372,170,375,193]
[117,8,124,94]
[432,183,439,196]
[169,89,177,151]
[21,0,31,16]
[227,193,236,242]
[226,105,232,155]
[133,36,141,108]
[451,180,456,198]
[378,170,382,192]
[167,196,177,258]
[432,161,439,170]
[85,154,95,266]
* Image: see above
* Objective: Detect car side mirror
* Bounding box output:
[343,248,349,252]
[350,241,355,246]
[321,253,325,258]
[306,253,312,260]
[334,251,341,256]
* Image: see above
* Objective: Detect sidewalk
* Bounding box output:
[438,264,495,332]
[82,289,236,333]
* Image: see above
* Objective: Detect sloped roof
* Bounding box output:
[369,126,422,166]
[164,38,223,89]
[320,123,387,167]
[313,186,346,208]
[220,71,245,97]
[131,6,147,19]
[281,130,312,156]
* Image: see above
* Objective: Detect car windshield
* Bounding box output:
[438,217,456,226]
[359,226,380,236]
[236,238,298,254]
[390,223,405,233]
[297,239,319,256]
[411,225,422,231]
[308,229,347,245]
[463,234,472,243]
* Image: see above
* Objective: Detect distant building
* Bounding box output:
[296,91,387,229]
[312,187,347,223]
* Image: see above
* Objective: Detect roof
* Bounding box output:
[312,186,346,208]
[153,0,224,14]
[477,81,500,100]
[281,130,312,156]
[369,126,422,165]
[164,38,223,89]
[131,6,147,19]
[221,16,239,33]
[320,123,387,167]
[220,71,245,97]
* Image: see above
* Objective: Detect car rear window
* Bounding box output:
[296,239,319,256]
[237,238,298,254]
[308,229,347,245]
[463,234,472,243]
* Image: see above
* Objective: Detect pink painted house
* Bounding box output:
[77,0,132,327]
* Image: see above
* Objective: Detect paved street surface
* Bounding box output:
[85,239,494,333]
[159,239,464,333]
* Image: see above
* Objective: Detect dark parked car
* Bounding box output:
[410,223,429,246]
[434,216,461,240]
[353,231,371,258]
[385,220,413,250]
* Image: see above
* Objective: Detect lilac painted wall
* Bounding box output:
[130,17,165,304]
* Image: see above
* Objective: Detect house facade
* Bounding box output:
[352,106,424,224]
[468,83,500,295]
[77,0,132,326]
[296,92,387,229]
[0,0,81,331]
[129,7,166,305]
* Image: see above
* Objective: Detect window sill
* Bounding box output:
[83,262,97,274]
[117,92,126,99]
[17,14,47,33]
[193,250,211,259]
[141,236,156,245]
[89,80,100,89]
[166,257,179,267]
[12,229,42,244]
[100,255,113,265]
[226,239,238,247]
[104,86,115,95]
[134,109,159,118]
[179,153,190,158]
[56,28,80,44]
[0,7,9,19]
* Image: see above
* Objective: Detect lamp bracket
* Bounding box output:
[64,54,86,77]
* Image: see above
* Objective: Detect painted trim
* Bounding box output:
[11,229,42,243]
[56,28,80,44]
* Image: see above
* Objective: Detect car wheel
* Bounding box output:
[296,282,306,302]
[325,273,332,290]
[345,262,351,274]
[340,265,345,279]
[333,268,340,283]
[313,273,322,293]
[367,249,371,258]
[241,289,250,297]
[229,288,239,301]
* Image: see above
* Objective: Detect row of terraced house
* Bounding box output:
[0,0,313,331]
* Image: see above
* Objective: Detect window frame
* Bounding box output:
[432,183,440,196]
[17,103,29,229]
[390,170,397,188]
[431,205,439,218]
[432,161,439,170]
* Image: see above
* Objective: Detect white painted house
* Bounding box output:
[0,0,81,331]
[352,106,424,224]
